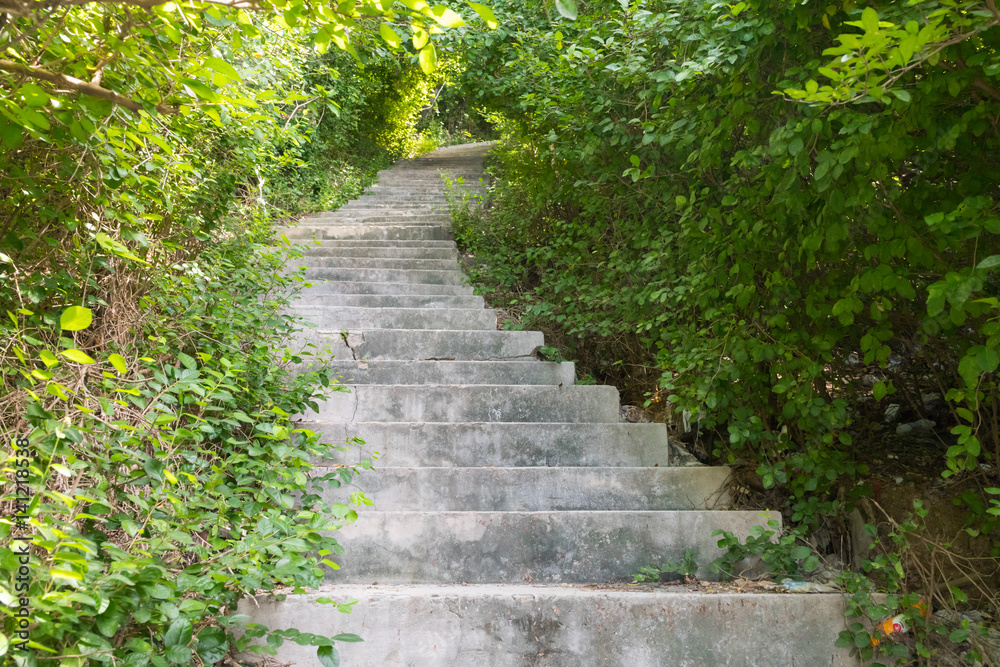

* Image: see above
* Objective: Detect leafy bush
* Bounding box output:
[448,0,1000,523]
[0,2,493,662]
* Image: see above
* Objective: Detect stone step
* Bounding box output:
[307,210,451,219]
[323,510,777,584]
[292,294,483,309]
[300,246,458,259]
[293,329,543,360]
[338,201,448,209]
[238,585,854,667]
[282,225,453,241]
[313,422,672,467]
[302,267,467,284]
[322,360,574,385]
[295,256,461,271]
[298,281,475,296]
[300,215,453,225]
[291,306,497,331]
[296,239,457,248]
[301,384,620,422]
[330,466,730,511]
[365,186,483,195]
[354,194,449,202]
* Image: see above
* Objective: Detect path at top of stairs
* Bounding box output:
[241,143,857,666]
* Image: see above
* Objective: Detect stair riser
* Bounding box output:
[324,511,777,584]
[300,248,458,259]
[299,217,452,225]
[323,467,730,511]
[297,282,474,296]
[303,268,467,284]
[291,329,544,361]
[238,588,855,667]
[301,385,620,423]
[296,257,461,270]
[320,360,573,385]
[291,307,497,331]
[283,226,453,241]
[295,240,457,248]
[312,422,671,467]
[293,294,482,308]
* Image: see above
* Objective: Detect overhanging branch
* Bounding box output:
[0,58,179,115]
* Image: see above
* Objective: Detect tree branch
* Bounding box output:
[0,58,179,115]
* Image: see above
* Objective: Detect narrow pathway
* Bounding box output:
[245,144,855,666]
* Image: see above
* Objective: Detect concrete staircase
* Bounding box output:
[243,144,856,665]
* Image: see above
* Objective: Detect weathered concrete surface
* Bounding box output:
[238,585,856,667]
[291,328,544,361]
[297,281,474,296]
[301,384,621,422]
[289,305,497,330]
[312,421,672,467]
[326,466,730,511]
[296,239,457,247]
[294,256,461,270]
[320,360,575,385]
[292,293,484,308]
[300,246,459,259]
[282,224,453,241]
[324,510,778,583]
[302,267,468,284]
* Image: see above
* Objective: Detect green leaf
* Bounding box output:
[977,254,1000,269]
[331,634,363,643]
[177,352,197,370]
[379,23,401,48]
[164,618,192,648]
[61,349,96,364]
[555,0,578,20]
[861,7,879,33]
[60,306,93,331]
[468,2,498,28]
[165,646,192,664]
[975,345,1000,373]
[317,645,340,667]
[419,43,438,74]
[428,5,465,27]
[109,353,127,374]
[181,78,219,102]
[203,57,241,82]
[948,628,970,643]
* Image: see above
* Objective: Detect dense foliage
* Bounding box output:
[453,0,1000,514]
[447,0,1000,659]
[0,1,494,664]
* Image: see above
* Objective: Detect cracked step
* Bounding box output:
[323,510,777,584]
[290,328,543,360]
[300,384,621,422]
[325,466,731,511]
[320,360,574,385]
